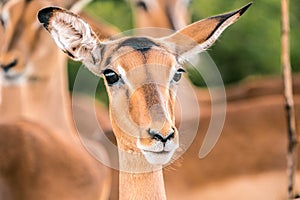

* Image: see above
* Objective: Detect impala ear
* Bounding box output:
[79,12,120,41]
[38,7,102,73]
[162,3,252,58]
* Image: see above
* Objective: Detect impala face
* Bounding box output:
[0,0,39,83]
[0,0,22,81]
[38,3,251,165]
[0,0,72,85]
[101,37,182,165]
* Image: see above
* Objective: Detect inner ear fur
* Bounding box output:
[38,6,102,72]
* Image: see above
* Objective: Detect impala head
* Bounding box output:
[38,3,251,165]
[0,0,43,82]
[0,0,24,80]
[0,0,86,84]
[128,0,190,30]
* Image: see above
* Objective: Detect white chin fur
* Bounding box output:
[141,149,176,165]
[1,71,26,86]
[137,139,178,165]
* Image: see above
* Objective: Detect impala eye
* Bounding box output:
[103,69,120,85]
[172,68,185,82]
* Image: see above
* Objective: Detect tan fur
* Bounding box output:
[127,1,300,199]
[119,170,166,200]
[38,5,250,199]
[0,0,75,131]
[0,119,110,200]
[0,0,113,199]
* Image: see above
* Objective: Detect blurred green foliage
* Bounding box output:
[190,0,299,84]
[68,0,300,97]
[84,0,132,31]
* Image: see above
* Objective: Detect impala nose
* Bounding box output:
[1,59,17,72]
[148,128,175,144]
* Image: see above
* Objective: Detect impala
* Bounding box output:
[127,1,300,199]
[39,3,251,199]
[0,0,112,199]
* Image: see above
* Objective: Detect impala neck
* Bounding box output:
[0,33,74,136]
[22,54,74,135]
[119,170,166,200]
[0,85,23,120]
[110,106,167,199]
[118,143,167,200]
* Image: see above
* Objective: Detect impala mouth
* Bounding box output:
[137,140,178,165]
[143,149,172,154]
[4,72,22,80]
[140,149,177,165]
[1,71,24,84]
[0,67,27,85]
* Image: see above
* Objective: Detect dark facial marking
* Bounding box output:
[142,84,161,109]
[104,56,112,68]
[118,37,159,53]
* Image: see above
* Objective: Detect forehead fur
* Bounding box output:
[100,36,175,70]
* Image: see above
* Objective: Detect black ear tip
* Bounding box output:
[37,7,62,27]
[238,2,253,16]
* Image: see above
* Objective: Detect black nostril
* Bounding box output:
[166,130,175,141]
[152,134,164,142]
[1,59,17,72]
[148,128,175,143]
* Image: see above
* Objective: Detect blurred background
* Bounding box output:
[68,0,300,105]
